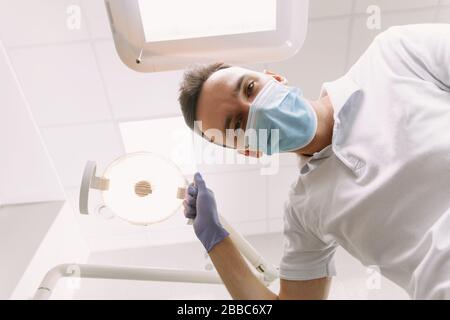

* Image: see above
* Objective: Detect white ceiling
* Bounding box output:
[2,0,448,251]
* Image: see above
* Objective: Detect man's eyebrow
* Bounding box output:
[233,75,246,97]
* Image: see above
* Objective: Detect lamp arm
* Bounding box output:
[33,217,278,300]
[33,264,226,300]
[218,214,279,284]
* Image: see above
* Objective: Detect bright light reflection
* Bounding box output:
[138,0,277,42]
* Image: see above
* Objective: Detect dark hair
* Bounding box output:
[178,62,231,131]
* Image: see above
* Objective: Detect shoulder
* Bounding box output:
[374,24,450,46]
[346,25,428,77]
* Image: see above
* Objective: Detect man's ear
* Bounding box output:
[237,149,263,158]
[264,69,288,85]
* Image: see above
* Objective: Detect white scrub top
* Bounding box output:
[279,24,450,299]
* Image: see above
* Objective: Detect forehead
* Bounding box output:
[205,66,249,89]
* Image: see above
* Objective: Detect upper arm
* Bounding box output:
[279,277,332,300]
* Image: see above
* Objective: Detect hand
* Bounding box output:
[183,173,229,252]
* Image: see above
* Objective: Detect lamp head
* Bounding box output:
[79,152,187,225]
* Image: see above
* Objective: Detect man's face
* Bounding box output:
[196,67,282,151]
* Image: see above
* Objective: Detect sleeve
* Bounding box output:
[279,202,338,281]
[379,24,450,91]
[409,208,450,300]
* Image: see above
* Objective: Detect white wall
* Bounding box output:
[0,202,62,298]
[9,202,90,299]
[0,39,89,299]
[0,41,65,206]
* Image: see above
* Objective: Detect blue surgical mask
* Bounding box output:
[244,79,317,155]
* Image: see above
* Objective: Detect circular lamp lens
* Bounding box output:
[101,152,187,225]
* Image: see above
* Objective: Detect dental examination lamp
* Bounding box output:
[34,152,278,299]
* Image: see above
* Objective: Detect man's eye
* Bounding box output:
[246,81,255,97]
[235,119,242,130]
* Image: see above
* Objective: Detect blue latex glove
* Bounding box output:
[183,173,229,252]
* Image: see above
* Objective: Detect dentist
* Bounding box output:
[178,24,450,300]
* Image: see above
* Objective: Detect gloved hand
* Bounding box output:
[183,172,229,252]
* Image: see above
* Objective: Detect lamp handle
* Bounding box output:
[79,161,97,215]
